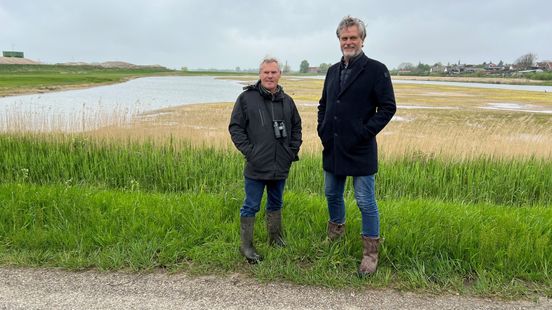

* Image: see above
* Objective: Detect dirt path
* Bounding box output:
[0,267,549,309]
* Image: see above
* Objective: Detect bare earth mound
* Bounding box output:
[0,57,41,65]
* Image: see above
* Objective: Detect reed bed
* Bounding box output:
[83,78,552,159]
[0,104,136,133]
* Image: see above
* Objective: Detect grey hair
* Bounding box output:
[259,56,281,73]
[336,15,366,40]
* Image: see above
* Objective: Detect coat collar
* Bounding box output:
[340,51,363,69]
[336,52,368,98]
[243,80,284,101]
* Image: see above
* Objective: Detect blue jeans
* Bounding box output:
[240,177,287,217]
[324,171,379,237]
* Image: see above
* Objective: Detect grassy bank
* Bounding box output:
[0,182,550,297]
[0,64,264,97]
[1,135,551,206]
[0,64,174,96]
[1,135,551,296]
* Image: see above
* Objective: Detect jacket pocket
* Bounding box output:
[353,118,366,141]
[245,144,255,161]
[276,143,294,170]
[341,118,365,150]
[248,145,273,171]
[318,121,331,146]
[282,143,295,161]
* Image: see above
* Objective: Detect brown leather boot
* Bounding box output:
[327,221,345,241]
[358,236,380,276]
[240,216,263,264]
[266,210,286,247]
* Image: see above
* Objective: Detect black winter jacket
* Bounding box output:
[317,54,396,176]
[229,81,302,180]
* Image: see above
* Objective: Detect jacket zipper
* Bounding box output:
[258,109,265,127]
[271,100,278,178]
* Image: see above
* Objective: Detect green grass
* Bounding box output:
[1,134,551,297]
[0,64,174,95]
[525,71,552,81]
[0,182,550,297]
[1,135,551,206]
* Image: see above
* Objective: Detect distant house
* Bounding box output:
[2,51,24,58]
[485,63,499,71]
[448,64,465,74]
[484,63,510,72]
[446,63,491,74]
[307,67,320,73]
[463,65,484,73]
[537,61,552,71]
[430,65,447,73]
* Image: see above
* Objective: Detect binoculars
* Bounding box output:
[273,120,287,139]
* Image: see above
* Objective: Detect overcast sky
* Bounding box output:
[1,0,551,70]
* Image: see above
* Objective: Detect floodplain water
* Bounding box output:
[0,76,244,131]
[1,75,551,132]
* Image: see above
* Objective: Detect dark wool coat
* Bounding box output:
[317,54,396,176]
[229,82,302,180]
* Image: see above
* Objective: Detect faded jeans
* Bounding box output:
[324,171,379,237]
[240,177,286,217]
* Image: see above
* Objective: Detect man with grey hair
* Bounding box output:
[317,16,396,276]
[229,57,302,264]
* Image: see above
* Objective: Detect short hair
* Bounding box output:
[336,15,366,41]
[259,56,281,73]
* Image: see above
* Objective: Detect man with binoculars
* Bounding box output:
[229,57,302,264]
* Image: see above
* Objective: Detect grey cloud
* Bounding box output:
[1,0,551,70]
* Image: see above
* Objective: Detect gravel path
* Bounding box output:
[1,267,550,309]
